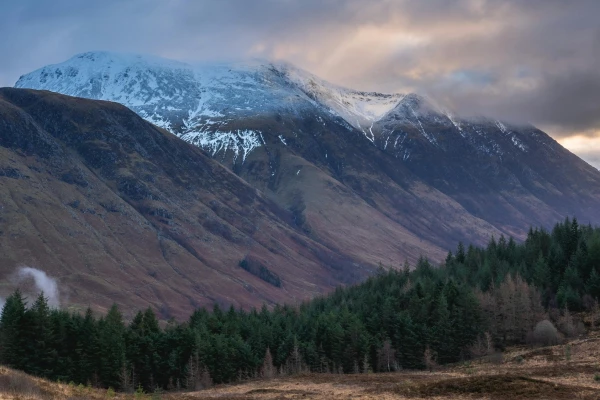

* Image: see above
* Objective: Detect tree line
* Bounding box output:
[0,217,598,392]
[444,216,600,311]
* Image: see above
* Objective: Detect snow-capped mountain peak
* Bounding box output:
[15,51,411,161]
[17,51,537,165]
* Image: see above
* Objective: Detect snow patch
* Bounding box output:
[409,105,437,145]
[495,120,508,134]
[511,135,528,152]
[179,129,262,162]
[446,112,465,137]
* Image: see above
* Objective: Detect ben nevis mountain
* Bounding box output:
[6,51,600,315]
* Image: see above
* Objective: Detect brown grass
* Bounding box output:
[385,375,592,399]
[0,367,42,399]
[183,333,600,399]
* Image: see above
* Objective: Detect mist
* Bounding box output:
[16,266,60,308]
[0,267,60,315]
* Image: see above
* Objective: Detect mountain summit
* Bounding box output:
[15,52,412,160]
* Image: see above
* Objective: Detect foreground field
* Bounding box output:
[186,337,600,400]
[3,336,600,400]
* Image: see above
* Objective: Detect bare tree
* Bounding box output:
[119,365,133,393]
[377,340,397,372]
[559,306,577,338]
[479,274,546,344]
[423,346,437,372]
[469,331,494,358]
[283,342,306,375]
[362,353,372,374]
[185,355,198,390]
[591,299,599,329]
[485,332,494,355]
[199,367,212,389]
[260,348,276,379]
[353,360,360,374]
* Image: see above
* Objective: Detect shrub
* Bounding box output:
[531,320,560,346]
[151,387,163,400]
[76,383,85,395]
[135,385,146,399]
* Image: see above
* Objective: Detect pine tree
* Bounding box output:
[75,308,97,385]
[432,294,453,363]
[456,242,466,264]
[98,304,126,389]
[0,290,27,369]
[587,268,600,300]
[127,308,161,390]
[533,253,550,289]
[25,292,57,377]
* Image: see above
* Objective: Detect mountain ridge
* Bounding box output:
[13,51,551,166]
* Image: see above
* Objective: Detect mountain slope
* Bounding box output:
[13,52,600,279]
[1,88,434,317]
[370,94,600,230]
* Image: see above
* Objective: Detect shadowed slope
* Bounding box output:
[1,88,423,317]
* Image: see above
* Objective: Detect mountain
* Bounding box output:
[0,87,406,318]
[9,52,600,313]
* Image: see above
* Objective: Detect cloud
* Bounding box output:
[0,0,599,139]
[558,133,600,169]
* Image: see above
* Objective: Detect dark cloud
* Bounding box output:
[1,0,599,139]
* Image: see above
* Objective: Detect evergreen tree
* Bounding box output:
[456,242,466,264]
[587,268,600,300]
[0,290,27,369]
[24,293,57,377]
[533,253,550,289]
[1,217,599,389]
[98,304,126,389]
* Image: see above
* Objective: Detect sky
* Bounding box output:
[1,0,599,167]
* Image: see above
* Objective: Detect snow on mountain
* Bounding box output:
[276,63,405,130]
[15,52,199,130]
[180,129,263,163]
[15,51,534,163]
[15,52,412,160]
[15,53,323,159]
